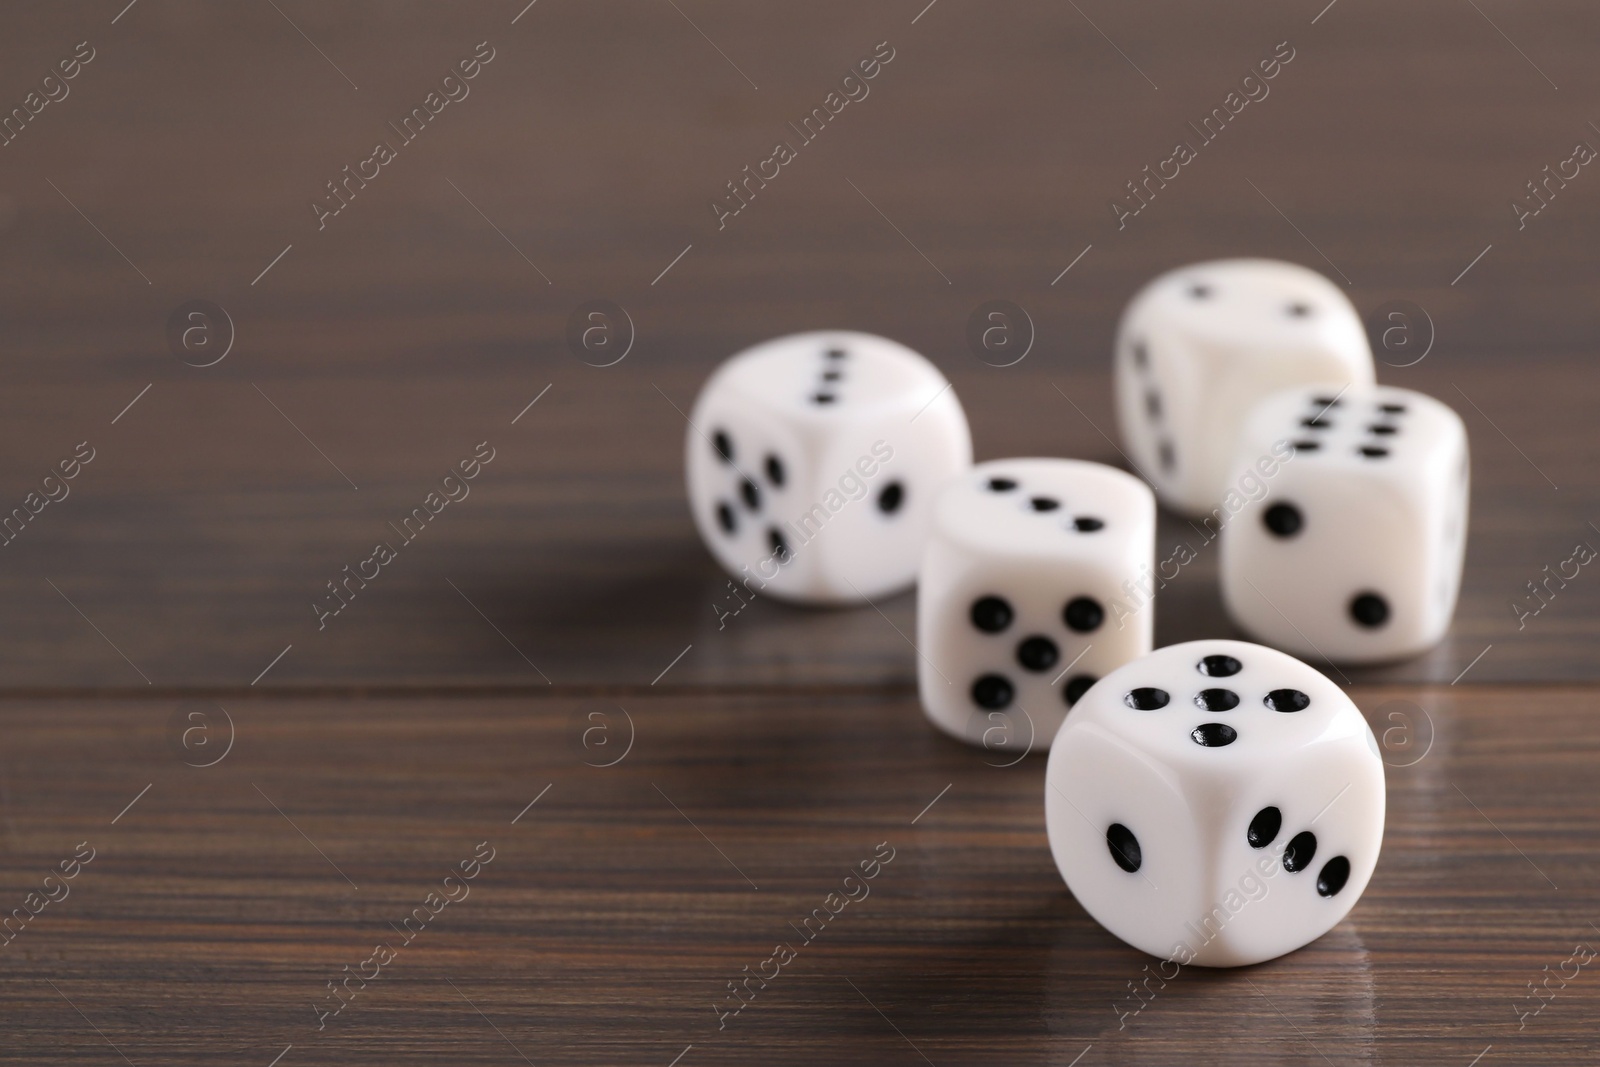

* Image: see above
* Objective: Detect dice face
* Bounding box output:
[1044,640,1385,968]
[1114,259,1375,516]
[686,331,971,604]
[917,459,1155,754]
[1220,385,1470,663]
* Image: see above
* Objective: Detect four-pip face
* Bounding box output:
[685,331,971,604]
[1045,639,1385,967]
[684,320,1435,970]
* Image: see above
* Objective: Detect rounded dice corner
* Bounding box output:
[1217,384,1471,665]
[1043,639,1386,968]
[916,458,1158,757]
[1113,259,1376,518]
[684,330,973,606]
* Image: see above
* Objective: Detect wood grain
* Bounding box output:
[0,354,1592,689]
[0,3,1595,688]
[0,1,1597,1063]
[0,687,1596,1065]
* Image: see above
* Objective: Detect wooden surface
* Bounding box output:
[1,1,1598,1063]
[4,688,1600,1065]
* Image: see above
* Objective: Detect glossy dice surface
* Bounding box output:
[1045,639,1385,967]
[1114,258,1375,516]
[1220,384,1469,663]
[686,331,971,604]
[918,459,1155,754]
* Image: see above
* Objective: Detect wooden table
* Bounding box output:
[1,1,1597,1063]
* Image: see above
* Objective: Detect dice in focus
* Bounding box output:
[1114,258,1375,516]
[1045,639,1384,967]
[685,331,971,604]
[1220,385,1469,663]
[918,459,1155,754]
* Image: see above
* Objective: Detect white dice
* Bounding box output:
[1220,385,1469,663]
[685,331,971,604]
[1045,639,1385,967]
[1114,258,1375,516]
[917,459,1155,754]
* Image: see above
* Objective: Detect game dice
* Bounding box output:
[1219,384,1469,663]
[917,459,1155,754]
[685,331,971,604]
[1114,258,1375,516]
[1044,639,1385,967]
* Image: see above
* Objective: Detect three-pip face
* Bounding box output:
[917,459,1154,754]
[1045,639,1385,967]
[685,331,971,604]
[1113,258,1375,516]
[1221,384,1470,663]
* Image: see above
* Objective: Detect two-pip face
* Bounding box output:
[1113,258,1375,516]
[685,331,971,604]
[917,459,1155,753]
[1045,640,1385,967]
[1221,384,1470,663]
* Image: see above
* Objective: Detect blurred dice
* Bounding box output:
[1045,640,1385,967]
[685,331,971,604]
[918,459,1155,754]
[1114,259,1374,515]
[1221,385,1469,663]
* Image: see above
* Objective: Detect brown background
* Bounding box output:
[0,1,1597,1063]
